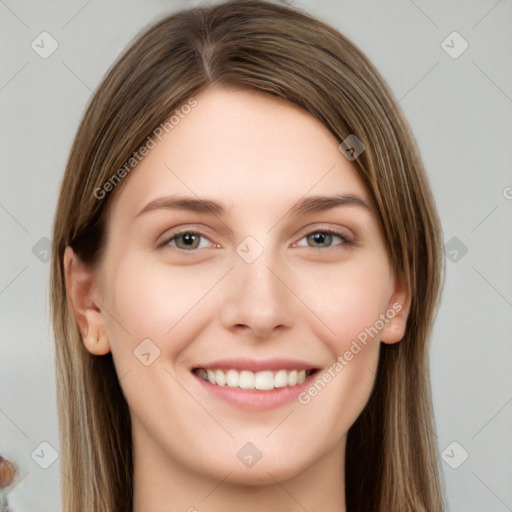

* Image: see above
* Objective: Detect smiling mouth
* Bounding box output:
[192,368,318,390]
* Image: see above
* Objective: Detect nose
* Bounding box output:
[219,248,295,339]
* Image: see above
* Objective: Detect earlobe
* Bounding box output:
[63,247,111,356]
[380,278,411,345]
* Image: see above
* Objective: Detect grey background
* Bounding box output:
[0,0,511,510]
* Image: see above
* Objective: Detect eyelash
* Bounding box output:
[160,228,354,252]
[294,228,354,249]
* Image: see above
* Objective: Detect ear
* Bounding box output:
[380,275,411,345]
[63,246,111,355]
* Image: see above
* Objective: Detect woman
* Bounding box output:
[51,1,446,510]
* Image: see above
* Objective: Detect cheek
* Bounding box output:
[295,252,392,356]
[101,252,225,360]
[291,257,391,441]
[98,253,226,426]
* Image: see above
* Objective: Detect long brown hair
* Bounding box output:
[51,1,446,510]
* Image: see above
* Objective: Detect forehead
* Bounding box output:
[110,86,370,218]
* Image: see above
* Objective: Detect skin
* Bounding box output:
[64,86,410,512]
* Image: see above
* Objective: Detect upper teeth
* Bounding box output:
[195,368,310,390]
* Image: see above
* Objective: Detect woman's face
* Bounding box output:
[68,86,408,494]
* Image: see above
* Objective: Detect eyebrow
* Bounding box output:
[135,195,225,218]
[134,193,371,219]
[289,194,371,216]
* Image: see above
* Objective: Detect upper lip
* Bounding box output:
[191,357,320,372]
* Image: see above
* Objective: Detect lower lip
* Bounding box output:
[192,371,317,411]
